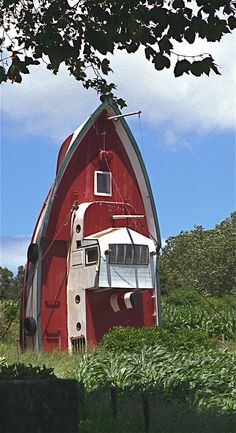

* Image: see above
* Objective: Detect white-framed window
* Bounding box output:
[94,171,112,196]
[108,244,149,265]
[85,246,99,266]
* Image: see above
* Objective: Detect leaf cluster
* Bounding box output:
[99,325,215,353]
[1,0,236,102]
[0,362,56,380]
[162,301,235,339]
[0,265,25,300]
[73,345,236,413]
[160,212,236,297]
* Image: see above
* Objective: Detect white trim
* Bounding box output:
[112,215,144,219]
[94,171,112,196]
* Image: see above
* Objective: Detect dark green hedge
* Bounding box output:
[99,326,214,353]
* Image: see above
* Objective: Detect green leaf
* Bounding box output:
[173,0,185,9]
[145,46,155,61]
[154,53,170,70]
[184,27,196,44]
[3,0,20,5]
[158,35,173,54]
[210,62,221,75]
[174,59,191,77]
[190,60,204,76]
[86,29,114,55]
[125,41,139,53]
[184,7,193,19]
[101,59,111,75]
[0,66,7,82]
[228,15,236,30]
[200,57,212,76]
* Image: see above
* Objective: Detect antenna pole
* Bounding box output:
[107,110,141,121]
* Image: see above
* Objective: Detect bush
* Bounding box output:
[0,363,56,380]
[0,300,19,342]
[99,326,213,353]
[162,301,235,340]
[162,288,204,306]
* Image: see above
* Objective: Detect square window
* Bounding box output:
[85,247,98,265]
[94,171,112,196]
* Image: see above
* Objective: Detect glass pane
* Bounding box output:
[117,244,125,264]
[134,245,141,264]
[141,245,149,265]
[125,244,133,264]
[109,244,117,263]
[108,244,149,265]
[97,172,111,194]
[86,247,98,264]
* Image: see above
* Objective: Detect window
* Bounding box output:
[85,247,98,265]
[108,244,149,265]
[94,171,112,196]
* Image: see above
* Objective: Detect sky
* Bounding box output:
[1,33,235,274]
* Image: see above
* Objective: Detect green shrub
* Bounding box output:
[0,300,19,342]
[0,363,56,380]
[0,300,19,322]
[99,326,213,353]
[162,288,204,306]
[162,301,235,339]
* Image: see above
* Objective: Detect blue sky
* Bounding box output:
[1,34,235,273]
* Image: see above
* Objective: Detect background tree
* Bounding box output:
[0,265,25,299]
[1,0,236,104]
[0,267,15,299]
[160,212,236,297]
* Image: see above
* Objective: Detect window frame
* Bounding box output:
[85,246,99,266]
[108,244,149,266]
[94,171,112,196]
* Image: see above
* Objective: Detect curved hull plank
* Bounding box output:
[21,98,161,352]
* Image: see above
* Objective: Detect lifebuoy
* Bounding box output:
[27,243,38,263]
[24,316,37,336]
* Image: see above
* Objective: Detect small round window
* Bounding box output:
[76,322,81,331]
[75,295,81,304]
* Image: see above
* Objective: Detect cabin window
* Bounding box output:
[85,246,98,265]
[108,244,149,265]
[94,171,112,196]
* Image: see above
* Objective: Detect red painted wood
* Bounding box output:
[41,240,68,351]
[83,202,147,237]
[86,289,155,346]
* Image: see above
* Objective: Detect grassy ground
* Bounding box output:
[1,311,235,433]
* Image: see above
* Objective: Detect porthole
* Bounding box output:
[76,322,81,331]
[27,243,38,264]
[75,295,81,304]
[76,224,81,233]
[24,316,37,336]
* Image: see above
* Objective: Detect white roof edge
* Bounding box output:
[66,118,89,155]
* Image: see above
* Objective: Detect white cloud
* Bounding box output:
[1,66,97,145]
[109,34,236,133]
[163,129,191,151]
[1,32,235,146]
[0,236,31,274]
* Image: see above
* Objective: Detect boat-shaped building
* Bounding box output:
[21,98,161,352]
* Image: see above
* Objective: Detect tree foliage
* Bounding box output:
[0,265,25,299]
[1,0,236,104]
[160,212,236,296]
